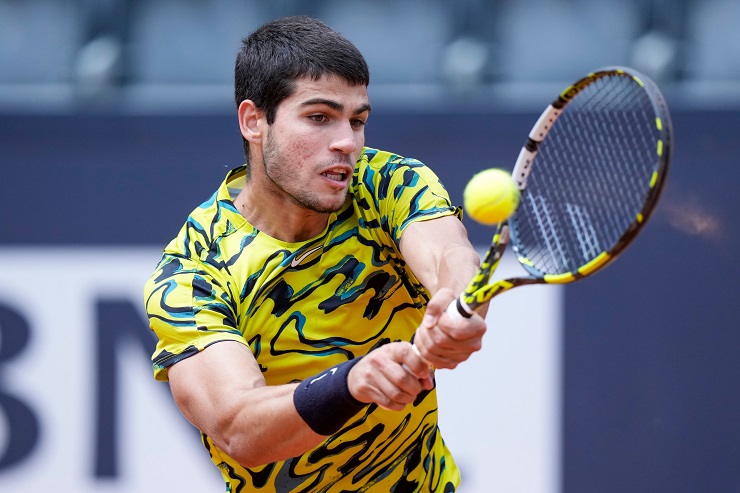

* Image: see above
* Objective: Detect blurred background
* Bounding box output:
[1,0,739,492]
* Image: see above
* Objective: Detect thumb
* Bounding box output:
[421,288,455,328]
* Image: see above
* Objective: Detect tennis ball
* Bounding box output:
[463,168,520,225]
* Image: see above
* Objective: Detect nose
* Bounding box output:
[329,122,359,155]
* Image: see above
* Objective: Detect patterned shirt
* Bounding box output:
[144,147,462,492]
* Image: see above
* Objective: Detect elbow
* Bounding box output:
[205,412,256,466]
[218,433,263,469]
[209,417,271,468]
[211,417,285,469]
[219,433,302,469]
[213,419,320,468]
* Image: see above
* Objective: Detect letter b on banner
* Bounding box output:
[0,303,40,470]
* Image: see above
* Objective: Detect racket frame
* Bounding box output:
[448,66,672,320]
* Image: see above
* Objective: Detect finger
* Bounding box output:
[350,364,412,410]
[349,345,427,409]
[413,327,457,369]
[420,288,456,329]
[414,323,484,370]
[438,310,487,341]
[387,342,438,399]
[408,344,432,371]
[430,330,484,362]
[388,343,433,392]
[415,301,485,355]
[404,344,434,390]
[365,368,424,411]
[381,367,425,403]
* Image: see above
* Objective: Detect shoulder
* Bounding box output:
[353,147,450,200]
[350,148,459,243]
[358,147,426,170]
[165,165,250,261]
[354,147,443,195]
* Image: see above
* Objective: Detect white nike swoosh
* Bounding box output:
[309,367,337,385]
[290,245,322,268]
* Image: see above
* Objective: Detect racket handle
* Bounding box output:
[445,297,474,320]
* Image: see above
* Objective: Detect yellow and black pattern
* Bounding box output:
[144,148,462,492]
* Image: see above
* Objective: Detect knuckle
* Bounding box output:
[388,389,406,402]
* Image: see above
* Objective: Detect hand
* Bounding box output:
[347,342,434,411]
[413,288,487,369]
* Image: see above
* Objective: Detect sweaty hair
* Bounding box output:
[235,16,370,164]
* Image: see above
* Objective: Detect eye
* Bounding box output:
[309,114,328,123]
[350,118,366,129]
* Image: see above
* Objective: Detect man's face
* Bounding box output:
[260,74,371,213]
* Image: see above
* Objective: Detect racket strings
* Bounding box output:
[511,74,662,276]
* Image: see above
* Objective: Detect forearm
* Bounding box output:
[187,322,440,469]
[216,344,434,466]
[172,347,369,468]
[436,243,490,317]
[434,242,481,294]
[401,217,489,368]
[169,342,359,469]
[400,216,482,302]
[211,383,324,468]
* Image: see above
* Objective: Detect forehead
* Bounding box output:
[284,74,370,109]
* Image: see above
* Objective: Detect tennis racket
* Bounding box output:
[447,66,673,319]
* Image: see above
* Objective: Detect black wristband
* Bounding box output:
[293,357,366,435]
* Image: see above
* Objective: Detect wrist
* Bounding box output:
[293,357,366,435]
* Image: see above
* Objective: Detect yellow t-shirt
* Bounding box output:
[144,147,462,492]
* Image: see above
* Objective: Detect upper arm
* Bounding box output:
[168,341,266,439]
[144,253,245,382]
[399,215,480,295]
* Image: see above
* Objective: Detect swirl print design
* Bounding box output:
[144,148,462,492]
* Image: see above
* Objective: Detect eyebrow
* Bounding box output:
[300,98,372,115]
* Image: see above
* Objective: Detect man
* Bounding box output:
[144,16,487,492]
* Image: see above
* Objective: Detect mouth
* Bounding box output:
[320,166,353,183]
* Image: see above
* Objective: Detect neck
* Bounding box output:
[233,180,338,243]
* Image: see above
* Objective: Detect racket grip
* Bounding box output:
[445,297,474,320]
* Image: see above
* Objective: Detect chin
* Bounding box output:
[315,194,350,214]
[316,201,346,214]
[295,189,350,214]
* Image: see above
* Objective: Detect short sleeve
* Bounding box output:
[143,253,247,381]
[357,149,462,246]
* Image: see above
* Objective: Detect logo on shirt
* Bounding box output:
[290,245,322,267]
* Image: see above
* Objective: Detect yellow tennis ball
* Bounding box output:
[463,168,520,225]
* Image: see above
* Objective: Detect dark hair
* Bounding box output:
[235,16,370,163]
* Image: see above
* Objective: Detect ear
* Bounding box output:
[238,99,264,145]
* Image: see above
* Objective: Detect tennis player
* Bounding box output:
[144,16,487,492]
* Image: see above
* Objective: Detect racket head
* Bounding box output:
[508,67,672,283]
